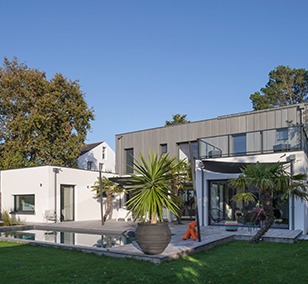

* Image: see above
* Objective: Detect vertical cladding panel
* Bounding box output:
[246,114,255,132]
[266,111,276,129]
[247,132,261,154]
[210,119,219,136]
[197,121,208,138]
[275,109,283,129]
[200,120,209,137]
[229,116,247,134]
[288,107,300,125]
[279,108,289,128]
[260,111,268,129]
[205,120,213,137]
[216,118,229,136]
[255,113,262,130]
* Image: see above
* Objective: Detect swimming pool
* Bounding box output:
[0,229,134,249]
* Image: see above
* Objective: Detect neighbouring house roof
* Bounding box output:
[80,142,104,156]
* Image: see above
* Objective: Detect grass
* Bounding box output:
[0,240,308,283]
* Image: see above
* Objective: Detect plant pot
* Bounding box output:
[135,222,171,255]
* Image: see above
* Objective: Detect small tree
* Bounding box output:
[230,162,308,243]
[92,177,124,221]
[165,114,190,126]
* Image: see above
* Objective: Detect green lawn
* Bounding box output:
[0,240,307,283]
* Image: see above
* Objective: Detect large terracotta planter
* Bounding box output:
[135,222,171,255]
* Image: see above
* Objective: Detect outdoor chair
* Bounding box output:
[44,210,57,222]
[115,208,132,222]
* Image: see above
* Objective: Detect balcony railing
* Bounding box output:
[198,126,308,159]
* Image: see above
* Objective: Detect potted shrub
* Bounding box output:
[125,152,181,255]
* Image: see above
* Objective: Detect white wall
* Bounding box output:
[1,167,52,223]
[77,142,116,173]
[0,166,119,223]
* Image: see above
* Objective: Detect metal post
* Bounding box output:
[189,142,201,242]
[53,168,59,223]
[287,154,295,230]
[99,165,104,225]
[298,104,305,150]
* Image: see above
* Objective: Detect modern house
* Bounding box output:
[115,103,308,234]
[77,141,115,173]
[0,166,122,223]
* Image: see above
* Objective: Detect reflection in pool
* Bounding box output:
[0,229,134,249]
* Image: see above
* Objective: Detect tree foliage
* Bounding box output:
[250,65,308,110]
[165,114,190,126]
[0,57,94,169]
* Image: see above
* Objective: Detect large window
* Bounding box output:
[231,133,246,156]
[14,194,35,213]
[125,148,134,174]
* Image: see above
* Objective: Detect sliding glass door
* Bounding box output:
[60,185,74,222]
[208,180,289,228]
[209,180,233,225]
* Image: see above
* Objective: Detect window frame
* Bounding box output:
[13,194,35,214]
[125,148,134,174]
[102,146,106,159]
[87,161,93,170]
[160,143,168,155]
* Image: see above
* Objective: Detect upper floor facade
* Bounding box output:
[115,103,308,175]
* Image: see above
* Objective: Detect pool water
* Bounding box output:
[0,229,134,249]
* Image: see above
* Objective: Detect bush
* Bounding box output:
[1,211,22,226]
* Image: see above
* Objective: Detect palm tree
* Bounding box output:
[169,158,191,224]
[230,162,308,243]
[125,152,181,224]
[92,177,124,222]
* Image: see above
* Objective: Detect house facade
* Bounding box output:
[115,103,308,233]
[77,141,115,173]
[0,166,121,223]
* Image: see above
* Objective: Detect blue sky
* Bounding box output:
[1,1,308,149]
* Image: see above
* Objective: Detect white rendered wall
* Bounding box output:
[1,166,52,223]
[77,142,116,173]
[0,166,119,223]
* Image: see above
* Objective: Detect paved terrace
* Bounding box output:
[0,220,305,264]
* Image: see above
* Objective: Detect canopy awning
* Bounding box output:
[202,160,289,174]
[202,161,248,173]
